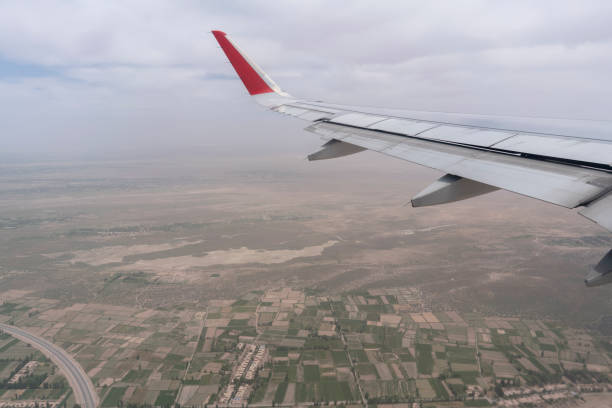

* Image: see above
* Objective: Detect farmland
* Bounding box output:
[0,332,70,406]
[1,286,610,406]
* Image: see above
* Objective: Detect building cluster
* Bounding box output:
[576,382,612,393]
[0,401,59,408]
[465,385,484,399]
[495,382,612,407]
[502,383,568,397]
[232,384,249,404]
[245,344,265,380]
[219,343,267,405]
[497,394,544,406]
[7,362,38,385]
[219,384,234,404]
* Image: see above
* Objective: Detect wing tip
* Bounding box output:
[211,29,276,96]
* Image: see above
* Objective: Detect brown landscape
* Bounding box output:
[0,152,611,407]
[1,153,610,326]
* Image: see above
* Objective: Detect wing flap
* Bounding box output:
[370,118,438,136]
[272,105,337,121]
[419,126,517,147]
[492,133,612,166]
[308,121,611,209]
[332,112,388,127]
[580,192,612,232]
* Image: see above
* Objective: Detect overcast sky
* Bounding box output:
[1,1,612,158]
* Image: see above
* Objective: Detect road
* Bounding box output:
[329,299,368,407]
[175,307,208,405]
[0,322,99,408]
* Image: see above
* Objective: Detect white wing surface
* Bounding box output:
[212,30,612,286]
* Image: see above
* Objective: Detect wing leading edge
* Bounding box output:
[212,30,612,286]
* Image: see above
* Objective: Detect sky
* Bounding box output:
[1,0,612,158]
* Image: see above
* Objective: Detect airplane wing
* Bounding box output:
[212,30,612,286]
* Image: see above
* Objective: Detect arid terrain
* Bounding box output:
[1,153,611,406]
[1,153,610,327]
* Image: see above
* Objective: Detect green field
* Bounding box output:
[294,381,353,403]
[429,378,449,399]
[318,381,353,401]
[111,324,142,335]
[338,319,366,332]
[364,380,416,400]
[356,363,378,377]
[272,348,288,357]
[399,351,415,362]
[349,349,368,362]
[288,364,298,381]
[250,380,268,403]
[465,399,491,406]
[0,360,10,372]
[273,382,288,403]
[303,364,320,382]
[296,383,316,402]
[539,343,556,352]
[0,339,18,353]
[457,371,480,385]
[101,386,127,407]
[332,350,349,366]
[448,382,466,396]
[155,390,177,407]
[447,346,477,364]
[228,318,249,327]
[416,344,434,374]
[123,368,152,383]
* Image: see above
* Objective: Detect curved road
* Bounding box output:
[0,323,98,408]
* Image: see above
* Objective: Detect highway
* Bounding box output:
[0,322,99,408]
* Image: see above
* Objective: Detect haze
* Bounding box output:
[1,1,612,158]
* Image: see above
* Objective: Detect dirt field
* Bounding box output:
[579,393,612,408]
[1,154,611,329]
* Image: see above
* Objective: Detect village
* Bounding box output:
[0,287,610,407]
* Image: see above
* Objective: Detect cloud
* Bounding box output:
[0,55,60,79]
[1,1,612,156]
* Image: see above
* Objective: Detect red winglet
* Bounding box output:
[212,30,274,95]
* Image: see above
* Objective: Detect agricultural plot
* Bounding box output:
[101,386,127,407]
[416,378,436,398]
[415,344,434,375]
[0,336,70,406]
[1,286,610,407]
